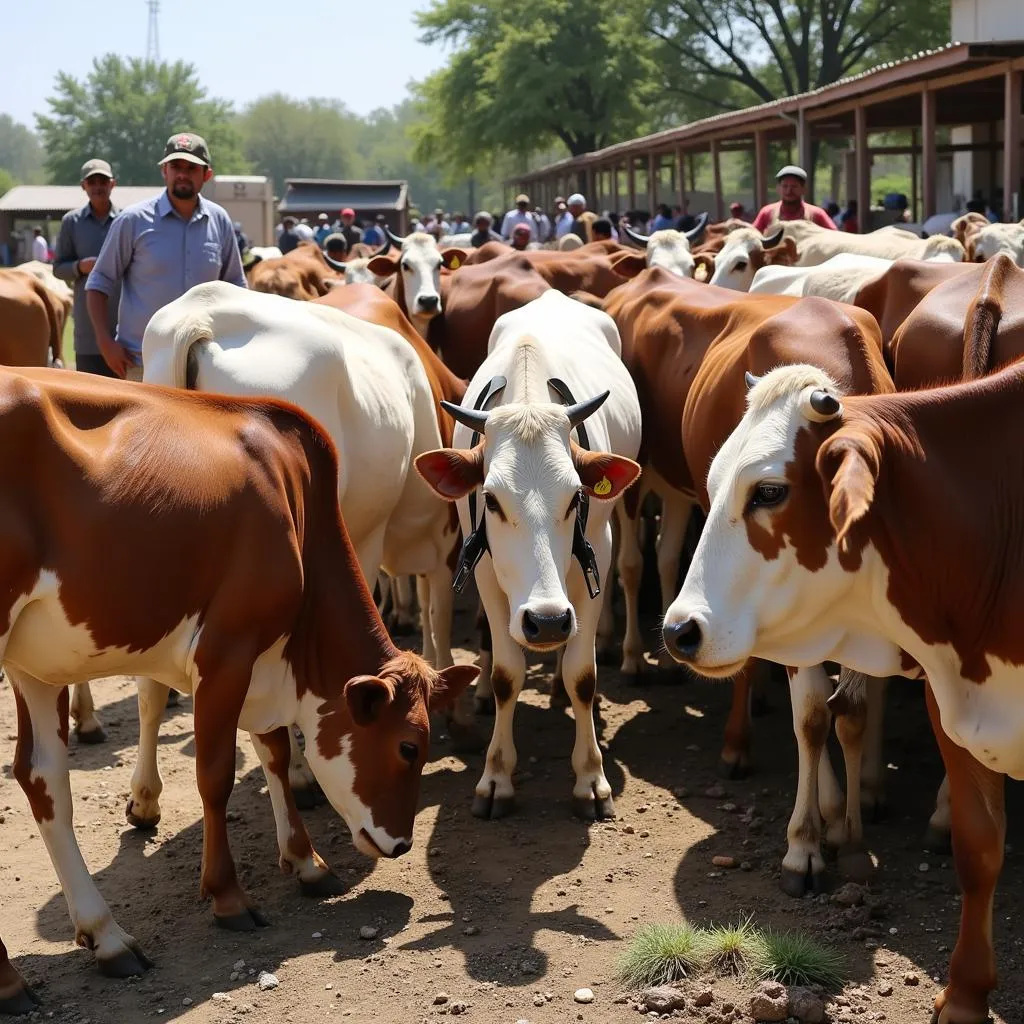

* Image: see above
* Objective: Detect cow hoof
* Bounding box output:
[98,943,153,978]
[75,725,107,745]
[717,757,749,780]
[780,862,827,899]
[446,719,486,755]
[838,846,875,884]
[165,689,181,708]
[215,907,270,931]
[291,783,323,811]
[125,800,160,830]
[471,786,515,820]
[0,982,42,1015]
[923,825,953,855]
[572,792,616,821]
[299,872,347,898]
[473,695,495,717]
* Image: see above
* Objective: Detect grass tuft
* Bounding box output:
[617,922,703,989]
[753,929,845,989]
[697,916,766,975]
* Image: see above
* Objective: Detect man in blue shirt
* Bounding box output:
[86,132,246,379]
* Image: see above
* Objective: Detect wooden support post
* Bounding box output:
[648,152,657,214]
[627,157,636,210]
[922,89,937,221]
[798,109,812,203]
[855,104,871,234]
[675,148,685,208]
[1004,68,1022,221]
[910,129,918,222]
[711,139,724,221]
[754,130,768,209]
[586,166,595,207]
[611,162,620,212]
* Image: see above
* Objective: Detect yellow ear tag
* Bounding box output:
[593,477,612,496]
[449,255,460,269]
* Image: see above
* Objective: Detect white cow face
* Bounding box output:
[368,233,463,326]
[662,365,868,676]
[970,224,1024,267]
[708,228,789,291]
[645,230,697,277]
[416,401,639,650]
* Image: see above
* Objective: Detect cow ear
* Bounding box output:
[573,447,641,500]
[693,253,716,281]
[609,252,647,279]
[429,663,480,713]
[415,447,484,500]
[817,436,877,552]
[441,249,465,270]
[764,236,797,266]
[367,254,399,277]
[344,675,395,727]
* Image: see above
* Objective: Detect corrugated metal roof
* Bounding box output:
[278,179,408,213]
[0,185,163,214]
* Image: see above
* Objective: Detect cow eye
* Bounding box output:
[401,261,411,272]
[399,741,419,764]
[735,260,748,272]
[747,482,788,511]
[484,492,501,515]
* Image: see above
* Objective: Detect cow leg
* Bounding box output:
[829,672,874,884]
[0,937,40,1016]
[126,677,169,828]
[655,491,693,668]
[376,571,393,620]
[391,574,418,635]
[718,662,754,778]
[472,564,526,819]
[925,686,1002,1024]
[416,576,436,664]
[781,664,832,897]
[473,600,494,715]
[861,674,888,819]
[616,500,645,680]
[9,670,151,976]
[595,509,619,665]
[286,728,322,810]
[926,774,953,853]
[250,727,344,898]
[193,661,268,930]
[69,682,105,744]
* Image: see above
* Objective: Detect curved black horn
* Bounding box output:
[762,226,785,249]
[622,223,650,248]
[565,390,610,429]
[744,371,762,390]
[386,226,408,247]
[323,252,348,273]
[685,211,709,243]
[441,400,490,435]
[374,233,392,257]
[809,389,842,418]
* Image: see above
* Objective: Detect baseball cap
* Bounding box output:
[341,207,355,217]
[80,158,114,180]
[318,212,329,221]
[776,165,807,182]
[159,132,211,167]
[567,193,586,206]
[474,210,493,223]
[515,193,530,204]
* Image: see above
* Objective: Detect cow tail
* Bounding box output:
[170,314,214,390]
[961,254,1012,381]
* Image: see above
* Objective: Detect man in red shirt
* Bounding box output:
[751,165,837,232]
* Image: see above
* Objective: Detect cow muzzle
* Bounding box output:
[416,294,440,313]
[520,606,574,649]
[662,617,703,661]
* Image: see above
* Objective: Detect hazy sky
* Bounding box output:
[1,0,450,128]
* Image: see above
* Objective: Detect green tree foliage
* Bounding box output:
[647,0,951,109]
[0,168,17,198]
[36,56,248,184]
[411,0,659,176]
[0,115,45,183]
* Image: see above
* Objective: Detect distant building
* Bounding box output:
[277,179,409,234]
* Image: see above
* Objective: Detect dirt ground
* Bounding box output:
[3,589,1023,1024]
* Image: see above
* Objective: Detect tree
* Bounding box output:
[411,0,660,177]
[647,0,951,110]
[0,116,45,183]
[36,55,248,184]
[0,168,16,198]
[237,95,362,193]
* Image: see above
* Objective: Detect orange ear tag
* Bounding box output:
[593,477,612,496]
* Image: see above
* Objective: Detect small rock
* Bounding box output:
[712,855,738,869]
[232,960,246,972]
[721,802,737,813]
[463,925,480,936]
[434,993,450,1005]
[877,984,892,997]
[623,825,635,835]
[695,989,714,1008]
[832,883,867,908]
[705,784,726,799]
[311,931,322,939]
[749,980,788,1022]
[257,972,279,992]
[229,971,240,982]
[642,986,686,1013]
[903,972,919,987]
[449,1000,468,1015]
[533,994,546,1007]
[212,992,232,1003]
[637,804,650,813]
[672,786,690,799]
[181,997,192,1006]
[918,862,930,873]
[788,985,825,1023]
[638,830,650,839]
[521,961,538,975]
[359,925,378,940]
[574,988,595,1004]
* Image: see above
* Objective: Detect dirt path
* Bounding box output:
[3,600,1022,1024]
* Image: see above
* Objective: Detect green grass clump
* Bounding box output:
[617,922,703,989]
[697,917,766,975]
[753,929,845,989]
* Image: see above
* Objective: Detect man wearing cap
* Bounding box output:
[339,208,363,250]
[279,216,300,255]
[751,165,837,233]
[553,197,573,239]
[470,211,503,248]
[313,212,332,247]
[565,193,590,241]
[86,132,246,379]
[54,158,121,377]
[500,194,536,241]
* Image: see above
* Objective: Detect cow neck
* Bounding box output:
[285,431,397,698]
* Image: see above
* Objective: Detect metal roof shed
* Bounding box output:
[277,179,409,233]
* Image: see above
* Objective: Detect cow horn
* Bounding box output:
[685,211,709,243]
[762,226,785,249]
[375,233,392,256]
[386,227,408,247]
[622,223,650,248]
[744,371,762,390]
[809,389,842,418]
[323,253,348,272]
[565,390,610,429]
[441,400,490,435]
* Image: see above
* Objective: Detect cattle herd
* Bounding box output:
[2,209,1024,1024]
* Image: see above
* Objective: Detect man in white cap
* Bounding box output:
[565,193,590,240]
[751,165,836,232]
[500,193,536,241]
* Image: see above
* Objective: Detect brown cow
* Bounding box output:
[0,367,475,1002]
[0,270,63,367]
[246,242,342,300]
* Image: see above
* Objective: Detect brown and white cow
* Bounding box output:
[0,367,475,1005]
[246,242,343,300]
[663,360,1024,1023]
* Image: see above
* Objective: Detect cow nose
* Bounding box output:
[521,608,573,644]
[663,618,702,660]
[390,840,411,859]
[417,294,440,311]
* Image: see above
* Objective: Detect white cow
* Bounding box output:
[968,222,1024,266]
[619,214,709,277]
[416,290,641,820]
[749,253,893,300]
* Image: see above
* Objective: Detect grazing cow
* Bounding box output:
[416,290,641,819]
[0,367,475,999]
[0,270,64,368]
[246,242,342,300]
[662,360,1024,1024]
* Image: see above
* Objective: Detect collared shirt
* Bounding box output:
[500,209,536,240]
[54,200,121,355]
[86,190,247,353]
[32,235,49,262]
[554,211,575,238]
